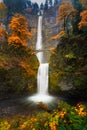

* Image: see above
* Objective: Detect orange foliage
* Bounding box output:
[78,10,87,29]
[20,61,35,76]
[57,2,76,24]
[8,35,26,47]
[52,2,76,40]
[51,30,66,40]
[8,13,31,47]
[50,47,56,54]
[0,62,3,67]
[0,26,5,37]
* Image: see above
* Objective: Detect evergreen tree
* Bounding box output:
[3,0,26,15]
[27,0,32,8]
[54,0,58,5]
[44,0,48,10]
[32,2,39,15]
[40,3,44,10]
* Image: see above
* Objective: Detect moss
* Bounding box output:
[50,36,87,98]
[0,46,39,99]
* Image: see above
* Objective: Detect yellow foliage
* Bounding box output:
[0,102,87,129]
[75,103,87,117]
[49,122,57,130]
[59,111,67,119]
[78,10,87,29]
[0,121,11,130]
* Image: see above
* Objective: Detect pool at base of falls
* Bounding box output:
[27,94,55,103]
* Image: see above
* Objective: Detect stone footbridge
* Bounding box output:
[34,49,50,53]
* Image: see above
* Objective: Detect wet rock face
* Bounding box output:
[42,6,58,48]
[59,78,73,91]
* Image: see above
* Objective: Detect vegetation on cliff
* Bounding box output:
[0,3,39,99]
[49,0,87,99]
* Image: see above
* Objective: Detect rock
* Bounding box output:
[59,78,73,91]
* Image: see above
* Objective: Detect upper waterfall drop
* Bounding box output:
[36,16,43,63]
[36,16,42,50]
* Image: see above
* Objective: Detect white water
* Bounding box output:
[28,16,54,103]
[36,16,43,63]
[37,63,49,94]
[36,16,49,95]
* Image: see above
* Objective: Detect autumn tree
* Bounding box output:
[8,13,31,47]
[51,30,66,40]
[57,2,76,30]
[78,10,87,35]
[54,2,76,39]
[78,10,87,29]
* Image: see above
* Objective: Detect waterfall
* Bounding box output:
[37,63,49,95]
[36,16,49,95]
[28,16,54,103]
[36,16,43,63]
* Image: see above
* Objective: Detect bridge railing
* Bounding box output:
[34,49,50,53]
